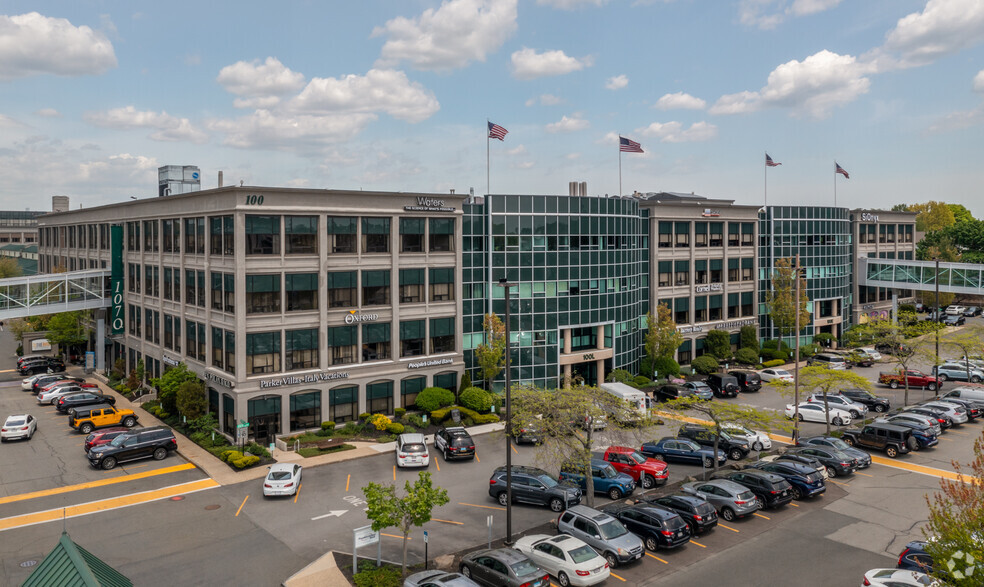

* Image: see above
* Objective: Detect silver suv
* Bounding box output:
[806,393,868,418]
[557,505,644,569]
[807,354,849,370]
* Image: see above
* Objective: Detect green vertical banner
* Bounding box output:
[110,224,124,334]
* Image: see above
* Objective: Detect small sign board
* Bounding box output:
[85,351,95,371]
[236,420,249,441]
[354,525,379,548]
[451,409,461,424]
[31,339,51,352]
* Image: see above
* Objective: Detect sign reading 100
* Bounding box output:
[245,195,264,205]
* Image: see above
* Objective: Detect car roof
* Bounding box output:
[566,504,615,522]
[444,427,471,436]
[493,465,547,475]
[472,547,528,563]
[4,414,30,421]
[606,445,637,454]
[269,463,298,473]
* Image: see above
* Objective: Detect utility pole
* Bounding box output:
[497,278,516,545]
[934,257,941,367]
[793,253,802,444]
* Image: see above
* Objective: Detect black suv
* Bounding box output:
[704,374,739,398]
[783,446,857,477]
[19,357,66,375]
[56,392,117,414]
[488,465,581,512]
[678,424,749,461]
[613,504,691,551]
[839,388,891,413]
[711,469,793,509]
[641,494,719,535]
[728,370,762,393]
[87,426,178,470]
[655,384,694,402]
[434,427,475,461]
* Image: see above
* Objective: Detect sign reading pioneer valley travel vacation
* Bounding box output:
[260,371,350,389]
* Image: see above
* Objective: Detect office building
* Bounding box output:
[850,208,917,323]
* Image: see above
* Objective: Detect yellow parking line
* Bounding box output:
[393,466,396,481]
[717,523,739,533]
[235,495,249,516]
[511,444,518,454]
[870,455,969,483]
[854,472,874,477]
[346,474,350,492]
[645,552,669,564]
[753,512,770,520]
[382,533,408,540]
[939,437,954,442]
[828,479,850,487]
[435,459,440,472]
[948,430,968,435]
[294,483,302,504]
[0,369,16,373]
[0,478,219,532]
[475,453,480,463]
[0,463,197,505]
[788,502,800,507]
[430,518,463,525]
[458,502,505,511]
[609,571,627,581]
[689,539,707,548]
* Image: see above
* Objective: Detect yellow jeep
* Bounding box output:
[69,405,138,434]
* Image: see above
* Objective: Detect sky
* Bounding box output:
[1,0,983,215]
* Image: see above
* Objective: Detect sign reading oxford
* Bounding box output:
[345,310,379,324]
[260,371,350,389]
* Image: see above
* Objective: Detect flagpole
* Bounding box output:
[618,143,623,197]
[764,151,768,207]
[487,119,490,196]
[833,161,837,207]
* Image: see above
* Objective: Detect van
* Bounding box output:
[942,387,984,404]
[807,354,849,370]
[600,382,654,422]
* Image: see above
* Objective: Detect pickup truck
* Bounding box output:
[840,423,916,458]
[877,369,941,391]
[601,446,668,489]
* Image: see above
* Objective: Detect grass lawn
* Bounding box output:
[298,444,357,458]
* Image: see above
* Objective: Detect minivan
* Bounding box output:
[942,387,984,404]
[807,354,849,370]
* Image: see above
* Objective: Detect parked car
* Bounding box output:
[878,419,939,449]
[863,569,939,586]
[261,463,303,497]
[841,423,916,457]
[705,374,740,398]
[31,375,83,394]
[640,494,719,535]
[22,373,51,391]
[806,353,849,370]
[395,433,430,468]
[639,437,727,468]
[488,466,581,512]
[680,479,761,521]
[918,401,968,425]
[745,460,826,500]
[963,306,981,317]
[806,393,868,418]
[710,469,793,509]
[784,402,853,426]
[783,446,858,477]
[721,423,772,451]
[759,453,828,481]
[896,540,934,573]
[434,427,475,461]
[403,570,480,587]
[879,411,942,435]
[931,396,984,420]
[856,348,882,361]
[87,426,177,470]
[613,504,691,551]
[797,435,872,469]
[680,381,715,400]
[941,386,984,403]
[556,505,645,568]
[57,392,117,414]
[459,548,550,587]
[83,427,131,452]
[18,357,65,375]
[942,314,966,326]
[513,425,541,445]
[559,459,636,500]
[932,363,983,383]
[16,354,50,366]
[945,305,967,316]
[758,368,793,383]
[511,534,609,587]
[838,388,891,413]
[655,384,694,403]
[37,386,89,405]
[727,370,762,392]
[1,414,37,441]
[901,406,953,429]
[677,424,750,461]
[601,446,668,489]
[875,342,913,356]
[70,405,138,434]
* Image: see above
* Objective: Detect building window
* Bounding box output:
[695,296,707,323]
[362,217,390,253]
[212,327,224,368]
[362,270,390,306]
[401,376,426,409]
[728,222,740,247]
[399,268,424,303]
[367,381,393,415]
[145,308,153,341]
[742,258,754,281]
[728,293,740,319]
[675,222,690,247]
[400,218,424,253]
[285,216,318,255]
[674,260,689,286]
[328,271,357,308]
[329,386,358,423]
[327,216,357,253]
[728,259,739,282]
[211,272,224,311]
[246,274,282,314]
[658,222,672,248]
[223,394,235,433]
[400,320,425,357]
[143,220,159,252]
[709,295,723,321]
[430,317,455,353]
[694,222,707,247]
[197,323,206,361]
[225,330,235,374]
[246,331,281,374]
[741,223,754,246]
[434,372,457,393]
[674,298,689,324]
[186,217,206,254]
[290,391,321,432]
[710,259,722,283]
[127,222,139,251]
[286,273,318,311]
[658,261,671,287]
[162,219,174,252]
[185,320,196,361]
[429,218,454,252]
[224,274,235,313]
[709,223,723,247]
[208,216,234,256]
[246,215,281,255]
[164,315,174,349]
[695,260,708,284]
[328,325,356,365]
[741,291,754,316]
[429,267,454,302]
[362,323,391,361]
[185,269,196,305]
[286,328,319,370]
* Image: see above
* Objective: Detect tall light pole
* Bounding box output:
[792,254,802,444]
[934,257,941,366]
[497,278,516,545]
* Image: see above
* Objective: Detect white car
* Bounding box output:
[395,433,430,468]
[36,385,86,405]
[785,402,853,426]
[861,568,939,586]
[856,348,882,361]
[946,305,967,316]
[759,368,794,382]
[512,534,610,587]
[1,414,37,441]
[722,423,772,451]
[806,393,868,418]
[263,463,302,497]
[21,374,48,391]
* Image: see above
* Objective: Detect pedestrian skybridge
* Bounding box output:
[858,257,984,295]
[0,269,111,320]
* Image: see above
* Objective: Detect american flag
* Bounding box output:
[766,153,781,167]
[619,136,644,153]
[835,162,849,179]
[488,121,508,141]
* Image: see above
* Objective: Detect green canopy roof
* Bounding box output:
[22,532,133,587]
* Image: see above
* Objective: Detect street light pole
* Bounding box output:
[935,257,941,366]
[497,278,515,545]
[793,254,802,444]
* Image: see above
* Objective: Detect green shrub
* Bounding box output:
[606,369,634,383]
[800,343,819,358]
[315,428,332,437]
[405,413,426,429]
[740,325,759,353]
[734,348,759,365]
[353,561,403,587]
[402,425,417,433]
[473,413,499,424]
[769,348,790,361]
[415,387,455,412]
[245,442,271,458]
[706,330,732,360]
[377,434,397,443]
[394,408,406,420]
[221,450,243,463]
[358,412,371,421]
[898,303,917,314]
[762,339,778,350]
[232,455,260,469]
[691,355,720,375]
[632,375,653,387]
[386,422,405,434]
[653,356,681,378]
[459,387,493,412]
[762,358,785,368]
[321,421,336,431]
[460,371,473,391]
[430,404,499,424]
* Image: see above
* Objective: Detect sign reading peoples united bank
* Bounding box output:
[404,196,455,212]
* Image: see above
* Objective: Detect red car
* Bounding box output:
[39,381,97,394]
[83,427,130,452]
[603,445,669,489]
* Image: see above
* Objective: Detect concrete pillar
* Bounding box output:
[564,329,572,354]
[596,359,605,385]
[95,316,105,371]
[596,325,605,350]
[564,364,572,386]
[281,397,291,439]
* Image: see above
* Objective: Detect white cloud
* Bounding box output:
[84,106,209,144]
[0,12,116,80]
[546,115,589,133]
[927,105,984,133]
[372,0,518,71]
[975,70,984,93]
[511,48,592,80]
[789,0,842,16]
[79,153,159,181]
[537,0,609,9]
[739,0,842,30]
[184,53,201,66]
[637,120,718,142]
[605,75,628,90]
[290,69,439,123]
[217,57,306,97]
[515,161,535,169]
[34,108,61,117]
[0,114,26,129]
[207,110,376,150]
[565,152,580,160]
[875,0,984,70]
[654,92,706,110]
[525,94,563,106]
[710,50,871,118]
[507,145,527,156]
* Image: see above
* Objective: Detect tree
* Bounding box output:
[857,317,938,407]
[474,313,506,390]
[923,430,984,587]
[362,472,449,576]
[46,311,90,358]
[765,257,810,343]
[151,364,200,415]
[797,367,873,436]
[176,379,208,420]
[0,257,22,278]
[705,329,731,361]
[910,201,956,232]
[941,328,984,383]
[948,203,975,225]
[659,396,790,474]
[740,325,759,353]
[643,303,684,379]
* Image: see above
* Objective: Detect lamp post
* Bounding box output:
[497,278,516,545]
[934,257,941,367]
[792,254,802,444]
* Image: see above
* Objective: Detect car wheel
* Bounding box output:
[972,376,983,383]
[604,552,619,568]
[102,457,117,470]
[938,374,949,382]
[797,413,804,422]
[889,381,899,389]
[833,417,844,426]
[28,429,33,440]
[497,492,509,507]
[549,497,565,512]
[886,446,898,458]
[907,437,920,452]
[753,441,764,451]
[460,565,472,579]
[558,571,571,587]
[443,448,449,461]
[849,410,860,419]
[842,436,855,447]
[721,507,736,522]
[728,448,743,461]
[874,404,887,413]
[703,457,714,468]
[80,423,93,434]
[153,447,167,460]
[927,382,938,391]
[123,417,136,427]
[609,487,623,500]
[652,453,664,460]
[642,475,656,489]
[826,466,837,478]
[645,536,659,551]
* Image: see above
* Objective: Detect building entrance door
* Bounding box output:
[251,414,280,446]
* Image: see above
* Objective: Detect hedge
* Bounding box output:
[232,455,260,469]
[386,422,405,434]
[734,348,759,365]
[415,387,455,412]
[762,358,785,368]
[653,356,681,378]
[221,450,243,463]
[691,355,720,375]
[459,387,494,412]
[431,405,500,424]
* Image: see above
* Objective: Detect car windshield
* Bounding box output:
[598,519,628,539]
[6,418,25,426]
[268,471,292,481]
[774,370,789,376]
[691,383,710,390]
[536,474,558,488]
[628,452,647,465]
[728,425,752,436]
[402,443,426,454]
[510,559,539,576]
[568,545,598,563]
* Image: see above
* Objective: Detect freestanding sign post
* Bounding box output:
[236,420,249,453]
[353,525,380,572]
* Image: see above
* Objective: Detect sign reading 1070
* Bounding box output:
[111,281,124,333]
